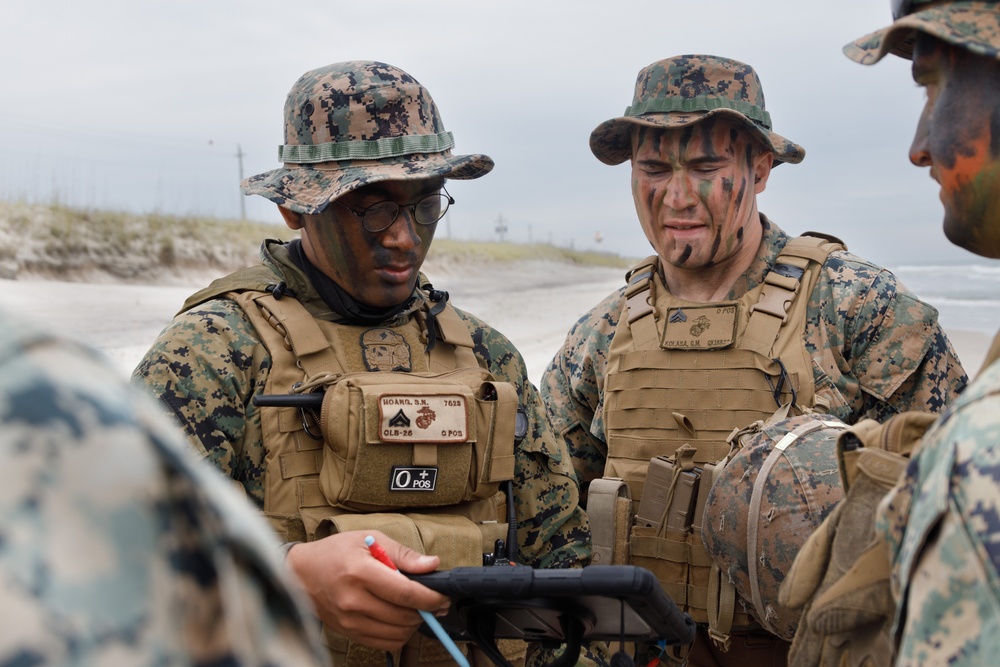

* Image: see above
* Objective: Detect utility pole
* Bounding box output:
[495,213,507,243]
[235,144,246,220]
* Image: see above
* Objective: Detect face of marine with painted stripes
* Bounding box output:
[630,117,773,275]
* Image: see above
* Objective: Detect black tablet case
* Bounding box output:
[410,565,695,647]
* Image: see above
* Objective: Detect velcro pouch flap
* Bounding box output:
[406,513,484,569]
[318,512,424,550]
[317,512,483,570]
[319,369,515,512]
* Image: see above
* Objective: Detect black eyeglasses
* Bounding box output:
[333,188,454,233]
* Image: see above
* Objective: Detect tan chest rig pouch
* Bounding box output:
[235,288,522,667]
[315,368,517,513]
[590,233,844,652]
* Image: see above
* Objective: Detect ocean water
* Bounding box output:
[892,263,1000,334]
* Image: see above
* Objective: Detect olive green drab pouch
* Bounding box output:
[317,368,516,512]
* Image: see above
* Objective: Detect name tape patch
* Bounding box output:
[379,394,469,443]
[661,304,738,349]
[390,466,438,492]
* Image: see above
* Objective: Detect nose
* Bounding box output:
[379,207,422,250]
[909,108,932,167]
[663,173,698,210]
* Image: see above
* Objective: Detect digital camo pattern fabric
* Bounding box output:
[241,61,493,215]
[845,1,1000,65]
[877,353,1000,667]
[0,311,325,666]
[133,240,591,571]
[589,54,805,166]
[702,414,847,640]
[541,216,968,495]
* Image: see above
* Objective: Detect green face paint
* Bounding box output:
[630,118,769,277]
[911,34,1000,259]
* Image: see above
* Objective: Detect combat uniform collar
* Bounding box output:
[259,239,426,326]
[719,214,790,300]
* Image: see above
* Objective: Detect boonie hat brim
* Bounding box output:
[845,1,1000,64]
[241,152,493,216]
[589,109,805,167]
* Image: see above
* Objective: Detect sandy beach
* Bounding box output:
[0,260,991,386]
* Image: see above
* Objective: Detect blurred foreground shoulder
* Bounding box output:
[0,311,325,666]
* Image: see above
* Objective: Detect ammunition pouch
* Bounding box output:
[629,446,751,643]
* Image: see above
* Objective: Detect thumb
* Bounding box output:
[380,538,441,574]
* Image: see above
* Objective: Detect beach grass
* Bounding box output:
[0,200,630,283]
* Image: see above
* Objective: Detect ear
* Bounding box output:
[278,205,304,230]
[753,150,774,194]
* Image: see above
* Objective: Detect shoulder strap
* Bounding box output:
[179,265,279,315]
[740,234,845,357]
[621,256,660,349]
[239,291,344,379]
[235,289,478,380]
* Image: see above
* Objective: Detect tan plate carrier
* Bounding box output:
[232,288,523,667]
[589,233,844,650]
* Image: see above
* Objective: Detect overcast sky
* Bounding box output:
[1,0,995,267]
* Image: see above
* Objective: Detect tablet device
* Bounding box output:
[409,565,695,647]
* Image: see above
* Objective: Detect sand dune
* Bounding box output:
[0,260,990,387]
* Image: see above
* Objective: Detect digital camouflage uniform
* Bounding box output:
[542,54,968,667]
[542,216,967,496]
[134,241,591,571]
[0,309,325,666]
[132,61,600,666]
[847,3,1000,665]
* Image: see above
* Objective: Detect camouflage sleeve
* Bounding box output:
[455,307,593,570]
[131,298,270,505]
[540,289,625,503]
[807,253,967,423]
[876,360,1000,667]
[0,317,324,665]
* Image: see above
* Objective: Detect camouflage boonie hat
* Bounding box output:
[242,61,494,215]
[589,55,805,166]
[702,413,847,641]
[845,0,1000,64]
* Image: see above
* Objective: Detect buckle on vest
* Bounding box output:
[708,627,732,652]
[749,281,795,322]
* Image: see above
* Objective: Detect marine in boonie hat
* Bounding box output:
[241,61,494,215]
[589,54,805,167]
[845,0,1000,64]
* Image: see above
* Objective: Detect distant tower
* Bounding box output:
[495,213,507,243]
[235,144,246,220]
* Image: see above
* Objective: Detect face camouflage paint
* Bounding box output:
[630,118,771,279]
[910,33,1000,258]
